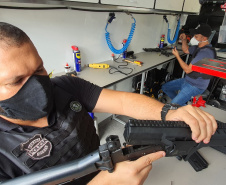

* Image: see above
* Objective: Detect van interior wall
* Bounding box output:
[0,8,179,123]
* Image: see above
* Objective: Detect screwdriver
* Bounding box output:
[123,59,143,66]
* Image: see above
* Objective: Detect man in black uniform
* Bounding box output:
[0,22,217,185]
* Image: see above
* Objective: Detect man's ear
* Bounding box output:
[202,36,208,41]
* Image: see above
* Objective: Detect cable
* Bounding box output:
[105,12,136,54]
[109,66,133,75]
[164,15,181,44]
[109,57,133,75]
[113,54,122,62]
[167,19,180,44]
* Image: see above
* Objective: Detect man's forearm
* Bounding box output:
[120,91,164,120]
[182,39,189,54]
[94,89,164,120]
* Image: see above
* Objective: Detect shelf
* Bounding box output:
[0,0,199,14]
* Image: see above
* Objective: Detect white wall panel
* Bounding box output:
[183,0,201,13]
[155,0,184,11]
[101,0,155,8]
[0,9,178,74]
[65,0,99,3]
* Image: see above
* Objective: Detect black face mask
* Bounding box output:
[0,75,54,121]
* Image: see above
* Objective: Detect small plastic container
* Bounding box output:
[88,112,94,119]
[64,63,71,74]
[111,53,115,61]
[88,112,98,135]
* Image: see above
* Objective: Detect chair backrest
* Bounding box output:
[208,30,216,43]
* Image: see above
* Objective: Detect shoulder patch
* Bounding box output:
[70,101,82,112]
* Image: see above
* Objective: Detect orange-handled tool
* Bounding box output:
[123,59,142,66]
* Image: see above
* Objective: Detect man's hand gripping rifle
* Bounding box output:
[2,120,226,185]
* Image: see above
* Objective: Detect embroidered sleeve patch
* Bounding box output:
[70,101,82,112]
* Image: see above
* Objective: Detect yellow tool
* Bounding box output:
[87,63,110,69]
[134,61,143,65]
[123,59,143,66]
[48,70,54,78]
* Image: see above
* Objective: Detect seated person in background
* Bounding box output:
[162,24,217,106]
[0,22,217,185]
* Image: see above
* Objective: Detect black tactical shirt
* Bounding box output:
[0,76,103,184]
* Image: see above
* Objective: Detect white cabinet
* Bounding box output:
[183,0,201,13]
[155,0,184,11]
[66,0,99,3]
[100,0,155,8]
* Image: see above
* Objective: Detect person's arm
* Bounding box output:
[94,89,217,144]
[172,47,192,74]
[94,88,164,120]
[88,151,165,185]
[180,33,189,54]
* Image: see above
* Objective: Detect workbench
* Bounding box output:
[54,51,182,89]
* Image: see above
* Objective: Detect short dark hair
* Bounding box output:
[0,22,30,48]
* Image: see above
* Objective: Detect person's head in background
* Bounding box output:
[189,23,212,46]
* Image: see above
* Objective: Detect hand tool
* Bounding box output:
[86,63,110,69]
[123,59,143,66]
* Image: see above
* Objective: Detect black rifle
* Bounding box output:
[143,47,182,57]
[124,119,226,171]
[1,120,226,185]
